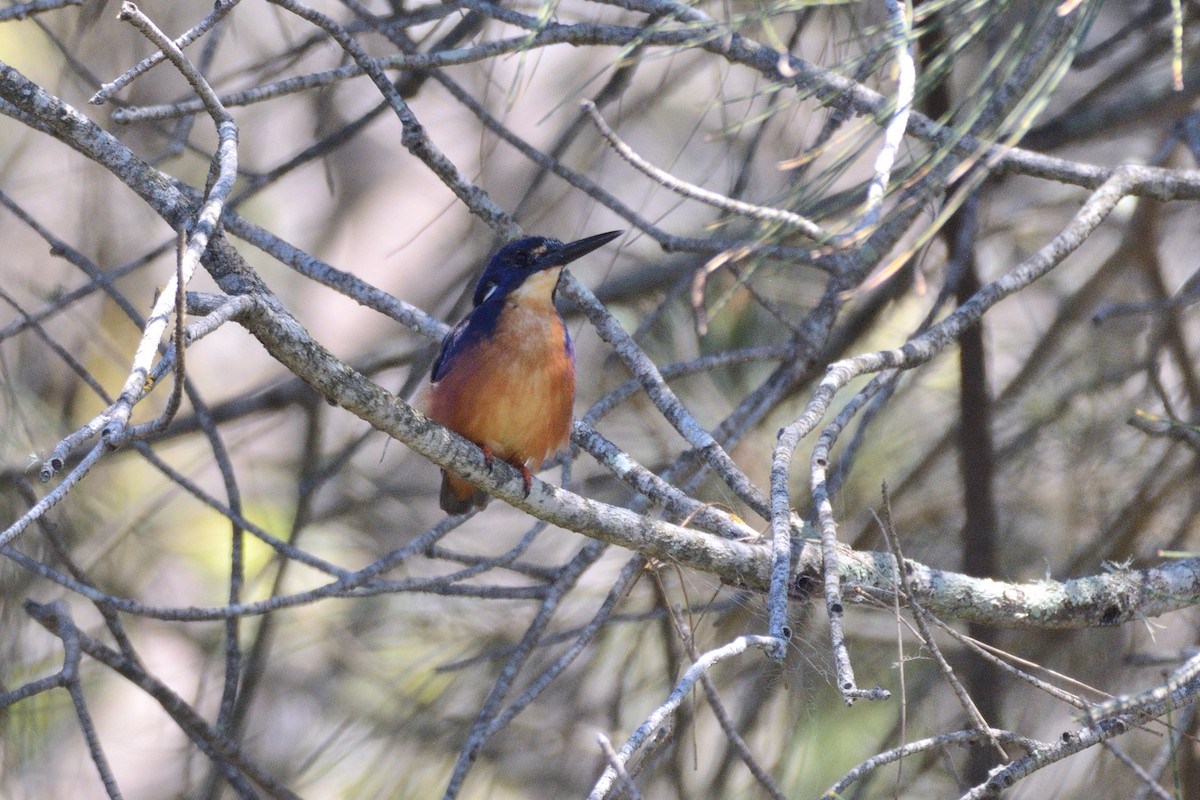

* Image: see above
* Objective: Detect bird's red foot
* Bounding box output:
[513,462,532,497]
[480,444,495,471]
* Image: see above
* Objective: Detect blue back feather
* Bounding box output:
[431,303,502,381]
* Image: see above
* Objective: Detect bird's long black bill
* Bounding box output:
[536,230,622,270]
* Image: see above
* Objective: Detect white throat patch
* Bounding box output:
[509,266,563,304]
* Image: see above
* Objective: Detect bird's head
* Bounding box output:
[472,231,622,307]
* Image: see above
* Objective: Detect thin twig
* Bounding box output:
[580,100,827,240]
[825,728,1037,797]
[842,0,915,239]
[597,732,644,800]
[26,601,299,799]
[659,595,788,800]
[441,540,609,798]
[561,273,774,522]
[91,0,241,104]
[265,0,519,239]
[0,0,80,22]
[36,1,241,486]
[588,634,779,799]
[876,490,1003,758]
[963,674,1200,799]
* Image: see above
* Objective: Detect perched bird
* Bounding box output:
[427,231,622,513]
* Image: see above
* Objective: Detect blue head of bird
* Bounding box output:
[472,231,622,307]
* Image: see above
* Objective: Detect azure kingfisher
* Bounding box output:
[427,230,622,513]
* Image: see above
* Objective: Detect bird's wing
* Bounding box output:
[431,302,503,382]
[431,317,470,382]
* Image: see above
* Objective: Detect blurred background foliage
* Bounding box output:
[2,0,1200,797]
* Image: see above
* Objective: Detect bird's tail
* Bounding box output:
[440,471,490,514]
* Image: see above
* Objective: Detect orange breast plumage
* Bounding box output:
[426,292,575,510]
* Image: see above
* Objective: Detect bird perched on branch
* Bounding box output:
[427,231,622,513]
